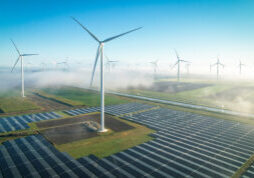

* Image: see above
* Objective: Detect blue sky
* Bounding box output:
[1,0,254,68]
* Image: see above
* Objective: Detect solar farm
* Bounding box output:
[0,102,253,177]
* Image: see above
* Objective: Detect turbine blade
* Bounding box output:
[102,27,142,43]
[21,54,39,56]
[10,39,21,55]
[174,49,180,60]
[171,61,178,69]
[11,57,20,72]
[90,45,101,87]
[71,17,100,43]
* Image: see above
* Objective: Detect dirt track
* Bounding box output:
[40,114,134,144]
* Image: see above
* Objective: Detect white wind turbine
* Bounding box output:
[149,60,159,79]
[105,55,119,72]
[239,60,244,75]
[185,62,191,75]
[10,39,38,97]
[72,17,142,132]
[211,56,224,80]
[172,50,189,82]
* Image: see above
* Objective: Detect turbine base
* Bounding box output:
[98,128,108,133]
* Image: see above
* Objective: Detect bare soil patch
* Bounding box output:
[39,114,134,144]
[27,93,79,111]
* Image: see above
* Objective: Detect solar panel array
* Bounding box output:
[0,112,61,133]
[120,108,254,177]
[63,102,155,116]
[1,103,254,177]
[0,135,97,178]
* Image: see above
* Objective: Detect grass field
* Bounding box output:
[41,87,130,107]
[0,90,41,113]
[55,116,155,158]
[122,79,254,114]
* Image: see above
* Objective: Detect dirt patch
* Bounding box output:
[27,93,79,111]
[129,81,211,93]
[39,114,134,145]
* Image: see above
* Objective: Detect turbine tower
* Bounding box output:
[10,39,38,97]
[149,60,159,79]
[57,61,69,70]
[72,17,141,132]
[185,62,191,75]
[172,50,189,82]
[211,56,224,80]
[239,60,244,75]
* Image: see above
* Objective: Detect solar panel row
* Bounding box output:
[0,112,61,133]
[0,135,97,178]
[63,102,155,116]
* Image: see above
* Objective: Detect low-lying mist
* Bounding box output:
[0,68,153,91]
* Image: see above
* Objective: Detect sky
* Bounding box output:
[1,0,254,74]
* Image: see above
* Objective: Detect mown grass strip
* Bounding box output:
[232,153,254,178]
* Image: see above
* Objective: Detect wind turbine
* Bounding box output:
[57,61,69,70]
[72,17,141,132]
[105,55,119,72]
[172,50,189,82]
[41,62,47,71]
[185,62,191,75]
[239,60,244,75]
[149,60,159,79]
[10,39,38,97]
[211,56,224,80]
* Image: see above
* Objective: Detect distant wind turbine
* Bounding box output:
[41,62,47,71]
[72,17,141,132]
[172,50,189,82]
[149,60,159,79]
[211,56,224,80]
[57,61,69,70]
[10,39,38,97]
[239,60,244,75]
[185,62,191,75]
[105,55,119,72]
